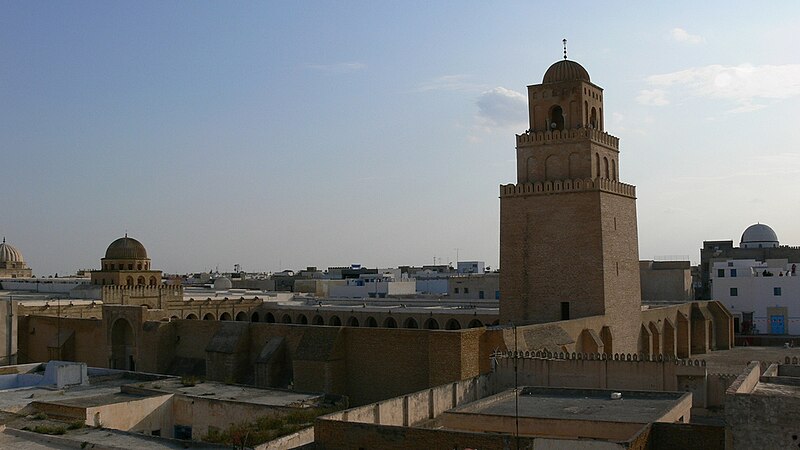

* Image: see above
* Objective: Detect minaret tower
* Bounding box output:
[499,44,641,352]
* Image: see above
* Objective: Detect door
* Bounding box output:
[770,315,785,334]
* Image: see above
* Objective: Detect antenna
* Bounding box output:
[563,38,568,60]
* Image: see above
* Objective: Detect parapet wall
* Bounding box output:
[516,127,619,149]
[500,177,636,198]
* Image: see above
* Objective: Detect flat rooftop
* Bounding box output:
[134,379,322,407]
[455,387,688,423]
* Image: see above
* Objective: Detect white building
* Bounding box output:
[711,258,799,334]
[328,272,416,299]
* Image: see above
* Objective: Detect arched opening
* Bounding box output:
[600,326,613,355]
[611,159,617,181]
[111,318,135,370]
[137,263,142,270]
[445,319,461,330]
[203,313,215,321]
[584,101,589,125]
[312,315,324,326]
[251,312,260,322]
[468,319,484,328]
[365,317,378,327]
[186,313,198,320]
[590,107,597,128]
[577,329,599,353]
[595,153,600,178]
[235,311,248,321]
[346,316,360,327]
[676,313,690,358]
[603,157,609,179]
[424,318,439,330]
[149,276,157,286]
[648,322,661,355]
[265,312,275,323]
[137,276,145,286]
[329,316,342,326]
[403,317,419,329]
[296,314,308,324]
[220,312,232,321]
[663,319,675,357]
[281,314,292,324]
[170,315,178,321]
[549,105,565,130]
[638,324,652,355]
[383,317,397,328]
[126,276,134,286]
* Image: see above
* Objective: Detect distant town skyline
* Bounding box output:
[3,1,799,276]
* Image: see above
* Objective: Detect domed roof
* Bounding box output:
[0,238,24,263]
[543,59,591,83]
[214,277,233,290]
[104,235,148,260]
[740,223,779,248]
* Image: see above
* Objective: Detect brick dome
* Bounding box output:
[105,236,148,259]
[543,60,590,83]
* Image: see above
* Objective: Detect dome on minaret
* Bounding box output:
[542,60,591,83]
[105,235,148,260]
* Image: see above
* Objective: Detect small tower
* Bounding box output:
[499,50,641,353]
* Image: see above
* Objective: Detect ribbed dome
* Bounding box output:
[543,60,591,83]
[0,239,24,263]
[740,223,779,249]
[105,236,148,259]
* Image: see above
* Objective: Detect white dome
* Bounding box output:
[740,223,779,249]
[214,277,233,290]
[0,238,25,263]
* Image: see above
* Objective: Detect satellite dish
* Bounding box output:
[550,122,557,129]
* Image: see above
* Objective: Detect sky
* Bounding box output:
[2,1,799,276]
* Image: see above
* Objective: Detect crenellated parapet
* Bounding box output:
[500,177,636,198]
[102,285,183,307]
[492,350,706,365]
[516,127,619,149]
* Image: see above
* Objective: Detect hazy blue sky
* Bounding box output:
[2,2,799,275]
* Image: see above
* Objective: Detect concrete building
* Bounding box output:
[448,272,500,300]
[640,260,693,302]
[711,258,799,334]
[0,238,32,279]
[456,260,485,274]
[699,223,800,299]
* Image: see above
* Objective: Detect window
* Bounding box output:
[479,290,484,299]
[730,269,737,277]
[495,290,500,300]
[717,269,725,278]
[454,288,459,294]
[774,287,782,296]
[561,302,570,320]
[464,288,469,294]
[730,287,738,296]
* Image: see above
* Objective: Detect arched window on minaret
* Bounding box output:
[595,153,601,178]
[549,105,565,131]
[599,107,603,131]
[611,159,617,181]
[603,157,609,179]
[590,107,598,129]
[584,101,589,127]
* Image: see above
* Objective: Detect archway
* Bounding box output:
[126,276,134,286]
[638,324,652,355]
[676,312,690,358]
[111,318,135,371]
[346,316,360,327]
[600,326,613,355]
[203,313,215,321]
[265,312,275,323]
[365,317,378,327]
[329,316,342,326]
[312,315,324,326]
[296,314,308,324]
[648,322,661,355]
[424,318,439,330]
[549,105,565,130]
[220,312,232,321]
[251,311,260,322]
[281,314,292,324]
[403,317,418,329]
[577,329,600,353]
[235,311,248,321]
[383,317,397,328]
[663,319,675,357]
[137,276,145,286]
[445,319,461,330]
[170,315,178,321]
[468,319,483,328]
[186,313,198,320]
[149,276,157,286]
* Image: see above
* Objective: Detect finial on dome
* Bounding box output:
[563,38,567,60]
[2,237,5,244]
